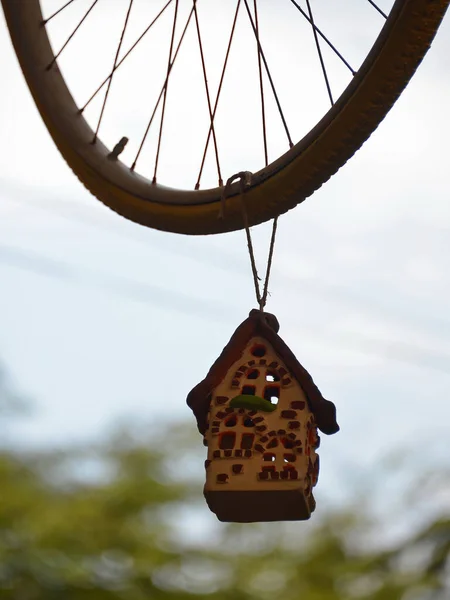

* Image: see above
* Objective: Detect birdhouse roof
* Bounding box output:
[187,309,339,436]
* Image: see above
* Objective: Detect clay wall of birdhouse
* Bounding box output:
[203,336,320,520]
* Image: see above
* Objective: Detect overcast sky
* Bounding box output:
[0,2,449,528]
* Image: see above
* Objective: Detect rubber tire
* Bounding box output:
[2,0,449,235]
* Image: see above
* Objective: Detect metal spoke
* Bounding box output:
[47,0,100,69]
[253,0,268,167]
[153,0,179,184]
[195,0,241,190]
[80,0,174,113]
[131,6,195,171]
[93,0,135,142]
[243,0,293,149]
[193,0,223,187]
[306,0,333,106]
[288,0,355,75]
[366,0,388,19]
[43,0,77,24]
[41,0,393,190]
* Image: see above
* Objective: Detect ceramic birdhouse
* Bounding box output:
[187,309,339,523]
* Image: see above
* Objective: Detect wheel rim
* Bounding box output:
[39,0,394,192]
[2,0,448,234]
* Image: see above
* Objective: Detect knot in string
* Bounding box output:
[220,171,278,312]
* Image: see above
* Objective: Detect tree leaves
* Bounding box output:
[0,412,448,600]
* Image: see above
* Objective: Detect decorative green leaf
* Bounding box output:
[229,394,277,412]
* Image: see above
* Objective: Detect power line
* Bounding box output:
[0,242,449,374]
[2,180,449,346]
[0,178,245,273]
[0,242,233,322]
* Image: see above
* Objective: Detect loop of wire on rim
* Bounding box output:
[220,171,278,312]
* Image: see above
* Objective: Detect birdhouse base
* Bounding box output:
[204,488,316,523]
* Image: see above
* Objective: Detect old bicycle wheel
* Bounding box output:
[2,0,448,235]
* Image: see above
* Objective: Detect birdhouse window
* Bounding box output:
[247,369,259,380]
[281,437,295,449]
[251,344,266,357]
[225,415,237,427]
[283,465,296,476]
[267,438,278,449]
[284,453,296,463]
[261,465,276,474]
[266,371,280,382]
[243,417,255,428]
[240,433,255,450]
[241,385,256,396]
[263,453,276,462]
[219,432,236,450]
[264,385,280,405]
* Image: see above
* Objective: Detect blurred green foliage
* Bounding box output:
[0,369,449,600]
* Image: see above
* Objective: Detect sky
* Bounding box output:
[0,1,449,528]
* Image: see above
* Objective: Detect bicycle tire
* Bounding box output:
[2,0,448,235]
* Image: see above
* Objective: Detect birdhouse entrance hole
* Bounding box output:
[264,385,280,405]
[241,385,256,396]
[219,432,236,450]
[225,416,237,427]
[266,371,280,382]
[240,433,255,450]
[251,344,266,357]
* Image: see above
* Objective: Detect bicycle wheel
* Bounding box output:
[2,0,448,235]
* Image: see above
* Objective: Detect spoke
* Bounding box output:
[306,0,333,106]
[288,0,355,75]
[47,0,100,69]
[81,0,174,113]
[366,0,388,19]
[93,0,135,142]
[253,0,268,167]
[131,6,195,171]
[153,0,180,184]
[243,0,293,149]
[193,0,223,188]
[42,0,390,187]
[43,0,77,24]
[195,0,241,190]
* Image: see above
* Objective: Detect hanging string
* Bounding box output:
[220,171,278,312]
[260,214,278,308]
